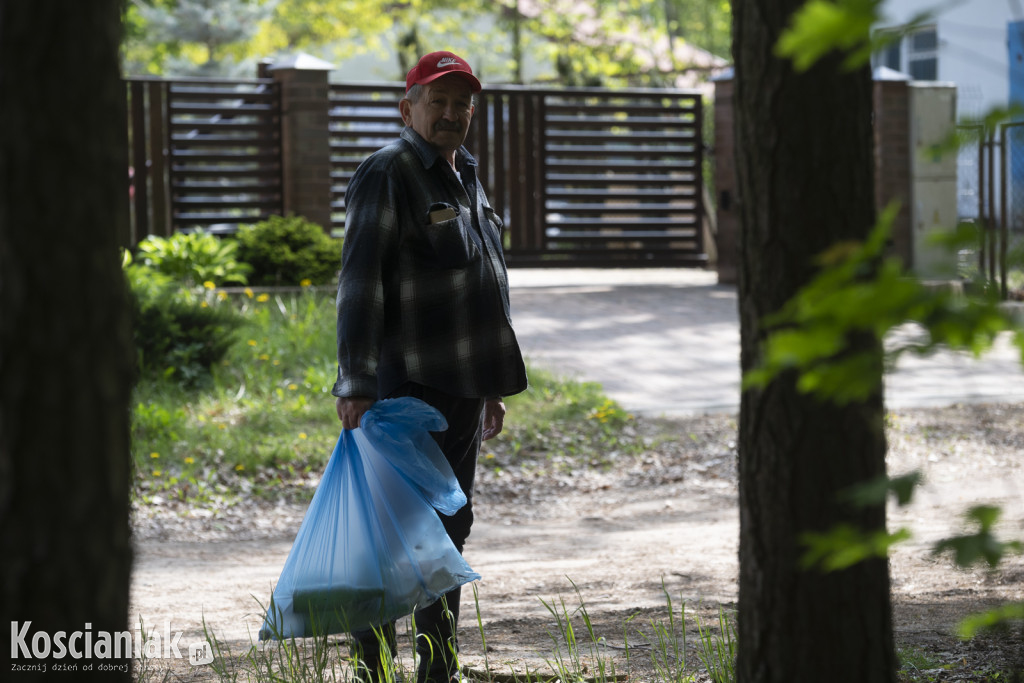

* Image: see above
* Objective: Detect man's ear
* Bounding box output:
[399,99,411,126]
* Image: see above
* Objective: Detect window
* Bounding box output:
[872,25,939,80]
[880,38,901,71]
[911,30,937,51]
[872,28,902,71]
[907,27,938,80]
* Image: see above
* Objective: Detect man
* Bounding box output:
[332,50,528,683]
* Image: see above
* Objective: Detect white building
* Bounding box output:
[874,0,1018,120]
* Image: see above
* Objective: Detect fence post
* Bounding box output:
[712,74,737,284]
[268,54,335,231]
[129,80,150,244]
[147,80,171,237]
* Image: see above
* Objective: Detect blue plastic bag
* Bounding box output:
[259,397,480,640]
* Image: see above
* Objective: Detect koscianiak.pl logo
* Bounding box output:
[10,620,214,674]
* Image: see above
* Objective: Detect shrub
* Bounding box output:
[125,259,244,386]
[235,215,342,286]
[136,229,251,286]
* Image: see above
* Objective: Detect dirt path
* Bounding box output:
[130,405,1024,681]
[129,270,1024,679]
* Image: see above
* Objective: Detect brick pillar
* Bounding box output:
[873,78,913,268]
[713,75,738,285]
[269,54,335,231]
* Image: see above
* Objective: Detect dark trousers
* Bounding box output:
[351,384,485,683]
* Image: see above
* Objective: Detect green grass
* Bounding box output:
[540,579,622,683]
[130,288,639,504]
[132,289,341,504]
[896,645,949,682]
[135,580,732,683]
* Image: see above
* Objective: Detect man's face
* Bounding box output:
[400,74,475,161]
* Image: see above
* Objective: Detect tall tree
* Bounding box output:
[123,0,731,85]
[732,1,897,681]
[132,0,275,76]
[0,2,135,680]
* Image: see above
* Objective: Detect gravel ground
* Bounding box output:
[131,401,1024,682]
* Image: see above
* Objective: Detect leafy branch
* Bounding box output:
[744,205,1023,635]
[743,203,1024,404]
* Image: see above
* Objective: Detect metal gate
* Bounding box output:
[959,122,1024,299]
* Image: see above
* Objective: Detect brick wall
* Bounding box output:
[873,79,913,268]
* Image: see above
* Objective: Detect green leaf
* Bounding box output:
[801,524,912,572]
[742,197,1021,406]
[957,602,1024,639]
[775,0,882,71]
[842,471,922,508]
[968,504,1001,529]
[793,350,882,404]
[932,506,1024,568]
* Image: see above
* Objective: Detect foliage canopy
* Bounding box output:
[122,0,731,86]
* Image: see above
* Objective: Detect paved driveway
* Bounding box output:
[508,268,1024,416]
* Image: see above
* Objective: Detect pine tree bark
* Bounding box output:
[732,2,897,681]
[0,2,134,680]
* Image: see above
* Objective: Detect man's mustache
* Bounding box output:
[434,121,462,132]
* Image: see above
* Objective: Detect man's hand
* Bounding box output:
[481,398,506,441]
[336,396,375,430]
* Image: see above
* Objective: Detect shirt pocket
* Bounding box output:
[416,203,481,269]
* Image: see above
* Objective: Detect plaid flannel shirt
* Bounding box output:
[332,127,528,401]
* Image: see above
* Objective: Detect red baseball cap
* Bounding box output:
[405,51,482,94]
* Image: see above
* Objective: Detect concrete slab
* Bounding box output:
[508,268,1024,416]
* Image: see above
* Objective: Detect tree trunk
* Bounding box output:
[0,2,134,680]
[732,2,897,682]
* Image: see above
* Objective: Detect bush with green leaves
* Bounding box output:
[235,215,343,286]
[135,229,251,286]
[125,259,244,386]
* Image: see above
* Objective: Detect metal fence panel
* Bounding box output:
[164,78,282,233]
[328,83,707,268]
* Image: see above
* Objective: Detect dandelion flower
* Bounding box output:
[288,383,298,391]
[217,291,228,301]
[299,432,308,440]
[247,340,258,346]
[150,452,160,459]
[259,353,270,361]
[200,301,209,308]
[184,457,195,465]
[235,464,245,472]
[244,287,254,298]
[300,278,312,288]
[203,281,216,290]
[257,293,270,302]
[152,470,162,477]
